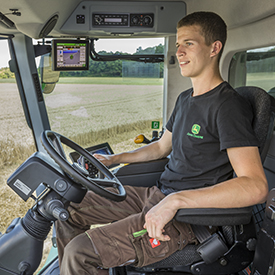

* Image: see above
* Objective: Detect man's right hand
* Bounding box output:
[93,129,172,168]
[93,153,114,167]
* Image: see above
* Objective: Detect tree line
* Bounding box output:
[247,47,275,73]
[60,44,164,78]
[0,67,15,79]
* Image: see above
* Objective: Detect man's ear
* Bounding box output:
[210,41,223,58]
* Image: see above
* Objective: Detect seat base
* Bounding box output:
[111,221,256,275]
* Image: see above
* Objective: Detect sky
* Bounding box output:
[0,40,10,68]
[0,38,164,69]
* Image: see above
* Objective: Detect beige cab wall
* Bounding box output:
[164,1,275,123]
[163,35,192,126]
[221,13,275,82]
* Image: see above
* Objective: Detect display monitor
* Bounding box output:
[69,142,114,163]
[69,142,116,176]
[52,39,89,71]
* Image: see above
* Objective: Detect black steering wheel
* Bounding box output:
[41,130,126,202]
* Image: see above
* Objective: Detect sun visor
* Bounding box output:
[16,14,59,39]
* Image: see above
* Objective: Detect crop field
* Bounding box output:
[0,77,163,230]
[0,77,163,272]
[44,78,163,141]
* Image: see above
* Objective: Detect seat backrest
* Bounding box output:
[235,86,275,233]
[176,86,275,227]
[235,86,275,161]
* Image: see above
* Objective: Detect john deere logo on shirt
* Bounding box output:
[187,124,204,139]
[191,124,201,135]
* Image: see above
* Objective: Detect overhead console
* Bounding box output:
[60,1,186,37]
[92,13,154,28]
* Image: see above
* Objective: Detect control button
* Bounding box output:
[95,16,103,24]
[76,14,85,24]
[130,13,154,27]
[132,16,139,25]
[144,15,152,26]
[54,179,68,192]
[83,160,98,178]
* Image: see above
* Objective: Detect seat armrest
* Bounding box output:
[114,158,168,187]
[175,206,253,226]
[115,158,168,176]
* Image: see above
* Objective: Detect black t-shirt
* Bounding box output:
[159,82,259,192]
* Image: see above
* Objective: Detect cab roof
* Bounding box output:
[0,0,275,39]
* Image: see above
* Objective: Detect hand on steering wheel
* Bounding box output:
[41,130,126,202]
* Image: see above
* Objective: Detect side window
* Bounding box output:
[0,39,35,232]
[229,46,275,94]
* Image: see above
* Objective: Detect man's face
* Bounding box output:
[176,25,214,79]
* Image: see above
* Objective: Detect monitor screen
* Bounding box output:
[69,142,118,173]
[69,142,114,163]
[52,39,89,71]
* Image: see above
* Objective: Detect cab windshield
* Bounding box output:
[40,37,165,153]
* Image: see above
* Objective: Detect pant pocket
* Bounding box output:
[87,225,138,269]
[129,230,170,267]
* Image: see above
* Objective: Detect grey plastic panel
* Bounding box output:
[61,1,186,37]
[115,158,168,187]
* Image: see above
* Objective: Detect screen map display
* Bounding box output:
[53,40,89,71]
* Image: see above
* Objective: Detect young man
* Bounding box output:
[56,11,268,274]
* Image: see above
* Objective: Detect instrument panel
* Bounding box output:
[61,1,186,37]
[92,13,154,28]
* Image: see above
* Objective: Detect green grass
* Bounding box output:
[0,76,163,85]
[0,78,16,83]
[57,77,163,85]
[0,77,163,85]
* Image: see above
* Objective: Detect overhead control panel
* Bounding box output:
[61,1,186,37]
[92,13,154,28]
[130,14,154,28]
[93,14,130,27]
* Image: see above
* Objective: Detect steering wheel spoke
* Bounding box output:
[88,178,116,187]
[41,130,126,202]
[46,131,68,160]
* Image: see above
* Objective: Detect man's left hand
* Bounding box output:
[144,194,178,241]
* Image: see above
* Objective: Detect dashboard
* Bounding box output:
[69,142,114,178]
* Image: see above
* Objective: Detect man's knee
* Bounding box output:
[61,233,103,275]
[63,235,84,261]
